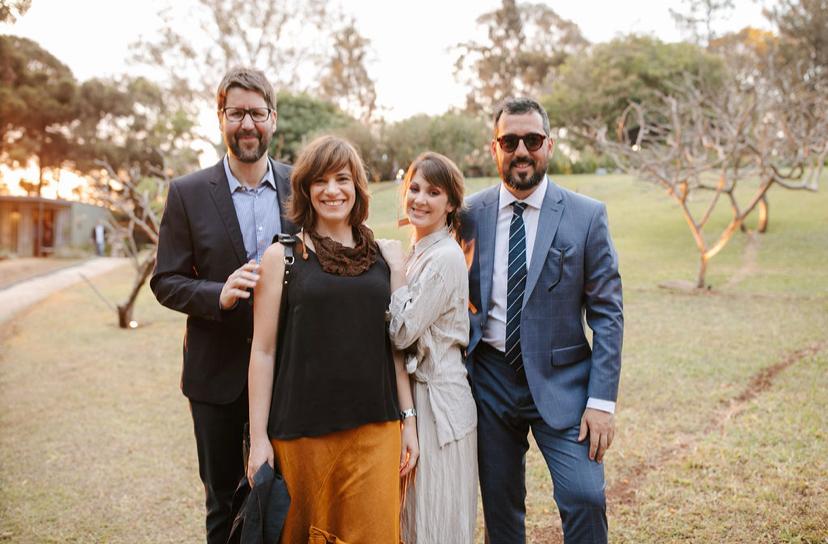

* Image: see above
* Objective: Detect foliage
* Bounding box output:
[382,112,496,180]
[544,35,726,138]
[764,0,828,82]
[455,0,588,113]
[669,0,735,45]
[318,19,377,123]
[0,0,30,23]
[270,91,354,164]
[73,76,199,178]
[708,26,778,86]
[0,34,77,193]
[131,0,377,125]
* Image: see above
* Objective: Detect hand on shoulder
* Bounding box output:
[376,239,406,271]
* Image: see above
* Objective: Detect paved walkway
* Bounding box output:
[0,257,129,325]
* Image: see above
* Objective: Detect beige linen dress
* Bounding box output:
[388,227,478,544]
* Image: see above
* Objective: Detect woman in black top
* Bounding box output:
[247,135,418,543]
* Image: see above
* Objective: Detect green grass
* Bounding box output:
[1,174,826,543]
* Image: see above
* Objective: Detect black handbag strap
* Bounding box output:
[271,233,296,373]
[272,233,296,286]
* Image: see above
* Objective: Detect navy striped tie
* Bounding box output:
[505,201,528,372]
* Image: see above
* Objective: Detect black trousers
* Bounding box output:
[189,389,248,544]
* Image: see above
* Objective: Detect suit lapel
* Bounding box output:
[208,159,247,265]
[270,158,297,235]
[524,181,564,307]
[477,186,500,318]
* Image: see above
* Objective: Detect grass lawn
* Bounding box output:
[0,174,826,543]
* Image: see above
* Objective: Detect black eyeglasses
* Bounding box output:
[496,133,546,153]
[221,107,272,123]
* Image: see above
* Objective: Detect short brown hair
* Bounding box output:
[287,135,370,231]
[403,151,465,235]
[216,66,276,111]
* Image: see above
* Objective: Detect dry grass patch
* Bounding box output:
[0,267,200,543]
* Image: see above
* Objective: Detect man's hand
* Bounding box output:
[219,260,260,310]
[577,408,615,463]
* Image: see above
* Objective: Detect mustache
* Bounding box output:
[510,158,535,169]
[235,131,260,141]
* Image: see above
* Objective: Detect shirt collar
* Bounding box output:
[498,176,548,211]
[412,226,451,258]
[223,155,276,192]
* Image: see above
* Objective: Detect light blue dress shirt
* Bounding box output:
[223,156,282,263]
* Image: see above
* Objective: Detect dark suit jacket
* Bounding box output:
[461,180,623,429]
[151,157,296,404]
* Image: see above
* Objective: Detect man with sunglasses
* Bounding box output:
[461,97,623,543]
[151,67,295,544]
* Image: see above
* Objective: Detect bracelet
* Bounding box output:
[400,407,417,419]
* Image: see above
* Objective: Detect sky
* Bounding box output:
[3,0,772,121]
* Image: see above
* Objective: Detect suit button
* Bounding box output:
[246,337,252,344]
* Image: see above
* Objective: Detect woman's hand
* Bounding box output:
[377,239,406,272]
[399,417,419,477]
[247,437,274,487]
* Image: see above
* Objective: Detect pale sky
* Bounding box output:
[3,0,772,122]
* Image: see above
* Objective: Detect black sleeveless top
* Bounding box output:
[267,249,400,439]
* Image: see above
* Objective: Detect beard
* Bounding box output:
[227,129,271,163]
[500,156,546,191]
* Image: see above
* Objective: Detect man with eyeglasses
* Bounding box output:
[151,67,295,544]
[460,97,623,544]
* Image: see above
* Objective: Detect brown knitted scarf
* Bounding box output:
[306,224,379,276]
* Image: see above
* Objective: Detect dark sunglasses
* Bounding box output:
[496,133,546,153]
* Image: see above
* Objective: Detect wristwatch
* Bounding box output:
[400,407,417,419]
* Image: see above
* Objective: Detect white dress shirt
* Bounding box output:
[482,177,615,414]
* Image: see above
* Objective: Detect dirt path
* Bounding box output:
[607,341,827,508]
[524,340,826,544]
[0,257,86,290]
[0,257,129,325]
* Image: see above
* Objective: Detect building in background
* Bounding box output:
[0,196,107,257]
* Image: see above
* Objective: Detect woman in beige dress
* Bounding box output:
[380,151,477,543]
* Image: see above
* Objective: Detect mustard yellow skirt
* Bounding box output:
[272,420,402,544]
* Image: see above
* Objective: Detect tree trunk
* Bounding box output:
[37,154,45,197]
[757,195,769,233]
[696,254,708,289]
[116,253,156,329]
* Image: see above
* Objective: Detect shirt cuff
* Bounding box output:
[586,397,616,414]
[387,285,412,346]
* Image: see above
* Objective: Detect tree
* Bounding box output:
[764,0,828,81]
[544,35,726,138]
[670,0,735,45]
[0,0,31,23]
[270,91,354,163]
[134,0,373,113]
[590,69,825,288]
[74,76,199,328]
[0,35,78,195]
[455,0,588,113]
[708,27,778,86]
[382,112,494,180]
[318,19,377,123]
